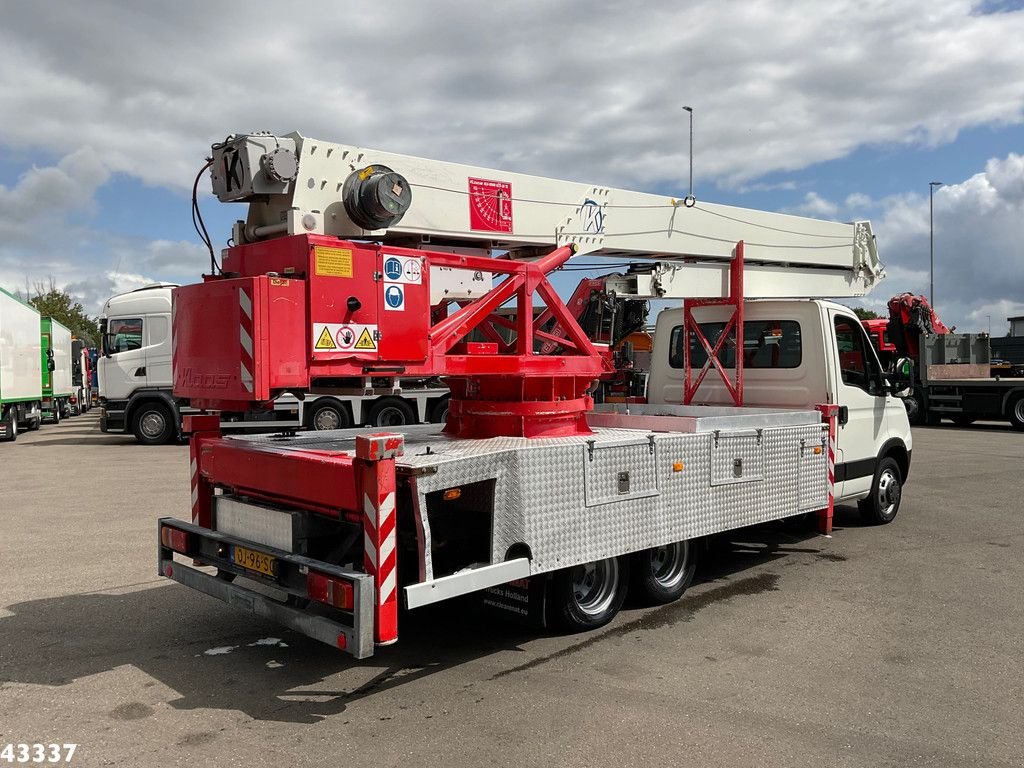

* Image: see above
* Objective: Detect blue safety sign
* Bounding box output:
[384,283,405,311]
[384,257,403,281]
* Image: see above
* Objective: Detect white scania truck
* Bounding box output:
[98,285,452,444]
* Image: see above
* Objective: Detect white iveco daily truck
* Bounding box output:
[156,132,916,657]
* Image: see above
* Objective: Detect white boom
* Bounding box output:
[210,132,884,298]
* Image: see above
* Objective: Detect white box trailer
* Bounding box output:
[0,288,43,440]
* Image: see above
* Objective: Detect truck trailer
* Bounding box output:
[40,317,73,423]
[0,288,43,440]
[99,284,458,444]
[158,132,914,657]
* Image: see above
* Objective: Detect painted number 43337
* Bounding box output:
[0,744,77,763]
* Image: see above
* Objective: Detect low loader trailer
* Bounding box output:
[159,132,913,657]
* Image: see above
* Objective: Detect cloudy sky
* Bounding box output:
[1,0,1023,333]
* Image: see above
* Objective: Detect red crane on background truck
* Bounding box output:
[158,132,915,657]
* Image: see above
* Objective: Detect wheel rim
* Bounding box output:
[376,406,407,427]
[570,558,619,617]
[1015,398,1024,423]
[313,408,341,430]
[140,411,165,438]
[649,541,690,590]
[877,469,901,517]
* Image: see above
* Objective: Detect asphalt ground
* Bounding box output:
[1,413,1021,767]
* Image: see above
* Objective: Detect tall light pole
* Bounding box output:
[682,106,695,207]
[929,181,943,307]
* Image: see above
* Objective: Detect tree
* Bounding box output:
[26,280,100,345]
[852,307,881,321]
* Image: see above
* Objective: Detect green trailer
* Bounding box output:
[40,316,73,423]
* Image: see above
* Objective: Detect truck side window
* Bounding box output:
[670,321,802,369]
[107,318,144,354]
[834,316,876,392]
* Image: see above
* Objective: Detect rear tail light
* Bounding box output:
[160,526,192,555]
[306,571,354,610]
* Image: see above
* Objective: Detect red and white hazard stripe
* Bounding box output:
[815,404,839,535]
[238,287,254,393]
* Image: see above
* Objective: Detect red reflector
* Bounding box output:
[307,571,354,610]
[336,633,347,650]
[160,526,191,554]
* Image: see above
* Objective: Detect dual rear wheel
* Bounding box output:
[547,539,697,632]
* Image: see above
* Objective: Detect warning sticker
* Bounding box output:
[383,283,405,311]
[311,323,378,355]
[314,246,354,278]
[314,327,337,350]
[355,327,376,350]
[382,254,422,285]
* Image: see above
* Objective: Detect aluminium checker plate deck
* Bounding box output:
[234,408,828,582]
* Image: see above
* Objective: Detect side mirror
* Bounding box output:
[890,356,914,397]
[48,359,56,372]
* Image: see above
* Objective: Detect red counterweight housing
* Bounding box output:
[173,233,611,436]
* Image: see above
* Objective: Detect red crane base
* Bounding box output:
[444,375,595,438]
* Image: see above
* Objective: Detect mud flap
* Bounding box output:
[479,577,548,628]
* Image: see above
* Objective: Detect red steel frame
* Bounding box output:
[682,241,745,407]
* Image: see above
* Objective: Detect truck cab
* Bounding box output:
[98,284,177,443]
[648,300,913,509]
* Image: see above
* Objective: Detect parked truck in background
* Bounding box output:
[40,316,73,423]
[0,287,44,440]
[88,346,99,406]
[863,293,1024,430]
[99,284,452,444]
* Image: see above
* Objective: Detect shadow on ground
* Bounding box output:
[0,517,857,724]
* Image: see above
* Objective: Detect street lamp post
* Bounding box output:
[929,181,943,307]
[682,106,695,206]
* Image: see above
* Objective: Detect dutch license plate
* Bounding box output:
[232,545,276,577]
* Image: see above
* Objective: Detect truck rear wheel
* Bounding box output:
[368,397,416,427]
[308,400,351,431]
[3,408,18,442]
[548,556,628,632]
[629,540,697,605]
[132,403,174,445]
[858,456,902,525]
[1009,394,1024,432]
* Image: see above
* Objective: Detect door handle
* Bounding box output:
[134,367,147,377]
[838,405,849,426]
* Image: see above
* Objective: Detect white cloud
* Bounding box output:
[834,153,1024,334]
[786,191,840,218]
[1,1,1023,191]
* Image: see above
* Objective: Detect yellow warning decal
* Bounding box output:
[355,327,376,350]
[314,246,353,278]
[314,327,337,350]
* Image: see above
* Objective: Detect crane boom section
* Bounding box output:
[212,132,883,298]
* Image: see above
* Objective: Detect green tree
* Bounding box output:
[852,307,881,321]
[26,281,100,345]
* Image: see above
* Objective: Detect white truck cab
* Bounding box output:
[648,300,913,512]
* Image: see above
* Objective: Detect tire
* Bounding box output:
[858,456,903,525]
[132,402,175,445]
[307,400,351,431]
[1009,394,1024,432]
[3,408,18,442]
[368,397,416,428]
[429,396,450,424]
[629,540,697,605]
[52,406,61,425]
[547,556,629,632]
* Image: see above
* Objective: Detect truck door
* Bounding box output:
[101,317,145,397]
[145,313,172,388]
[828,310,888,501]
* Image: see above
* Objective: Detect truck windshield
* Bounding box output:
[104,318,144,354]
[669,320,802,370]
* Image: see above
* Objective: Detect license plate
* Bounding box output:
[232,545,276,577]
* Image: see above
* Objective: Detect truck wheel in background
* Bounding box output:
[429,396,450,424]
[308,400,351,431]
[1009,393,1024,432]
[368,397,416,428]
[858,456,902,525]
[51,406,61,425]
[548,556,629,632]
[3,408,17,442]
[629,539,697,605]
[132,403,174,445]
